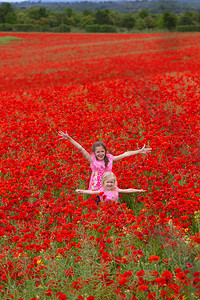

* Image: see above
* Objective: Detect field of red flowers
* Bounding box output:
[0,32,200,299]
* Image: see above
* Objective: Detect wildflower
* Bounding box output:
[137,270,145,277]
[138,285,149,292]
[163,258,169,265]
[152,277,166,286]
[71,281,82,290]
[65,267,75,277]
[186,263,193,269]
[45,289,54,296]
[161,270,173,280]
[55,291,67,300]
[119,278,128,286]
[175,268,182,273]
[160,290,167,299]
[149,255,160,262]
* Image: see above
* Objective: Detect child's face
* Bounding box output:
[103,179,115,191]
[94,146,106,161]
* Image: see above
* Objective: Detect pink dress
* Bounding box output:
[99,187,119,203]
[89,153,113,191]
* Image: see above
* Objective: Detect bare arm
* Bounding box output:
[58,131,92,163]
[118,188,146,193]
[75,189,100,195]
[113,144,152,162]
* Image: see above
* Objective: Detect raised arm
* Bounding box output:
[118,188,146,193]
[75,189,100,195]
[58,131,92,163]
[113,144,152,162]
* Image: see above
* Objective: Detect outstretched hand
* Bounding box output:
[139,189,146,192]
[58,130,71,140]
[140,144,152,154]
[75,189,81,194]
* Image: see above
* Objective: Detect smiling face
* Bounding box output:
[101,172,117,191]
[103,178,115,191]
[94,146,106,161]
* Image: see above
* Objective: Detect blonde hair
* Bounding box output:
[101,172,117,187]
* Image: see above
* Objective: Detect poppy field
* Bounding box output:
[0,32,200,299]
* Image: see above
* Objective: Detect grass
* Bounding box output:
[0,36,22,44]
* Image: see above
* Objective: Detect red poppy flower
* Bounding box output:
[137,270,145,277]
[149,255,160,262]
[138,285,149,292]
[45,289,54,296]
[161,270,173,279]
[55,292,67,300]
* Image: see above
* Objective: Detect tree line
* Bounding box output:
[0,2,200,33]
[11,1,200,15]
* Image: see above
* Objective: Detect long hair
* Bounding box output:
[92,141,109,168]
[101,172,117,188]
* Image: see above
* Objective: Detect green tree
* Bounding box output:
[95,9,114,25]
[83,9,94,17]
[121,13,136,30]
[192,11,200,25]
[138,8,149,19]
[65,7,74,18]
[135,17,146,30]
[35,17,48,26]
[110,11,122,27]
[27,7,48,21]
[81,15,95,28]
[144,15,156,29]
[5,12,17,24]
[16,12,27,24]
[47,14,59,27]
[179,11,194,26]
[0,3,16,23]
[159,10,177,30]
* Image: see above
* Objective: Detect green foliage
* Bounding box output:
[85,24,99,33]
[138,8,149,19]
[157,10,178,30]
[179,10,195,25]
[95,8,114,25]
[0,2,16,24]
[99,24,117,33]
[27,6,47,20]
[0,22,13,31]
[58,24,71,33]
[83,8,94,17]
[120,193,145,217]
[163,10,178,30]
[81,15,95,28]
[85,24,117,33]
[177,24,200,32]
[121,13,136,29]
[13,24,36,31]
[144,15,157,28]
[1,2,200,32]
[135,17,147,30]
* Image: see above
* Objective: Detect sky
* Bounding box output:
[2,0,110,1]
[4,0,120,1]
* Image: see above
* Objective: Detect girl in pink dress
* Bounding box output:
[76,172,146,203]
[58,131,151,191]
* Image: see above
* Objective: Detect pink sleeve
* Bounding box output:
[107,154,113,162]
